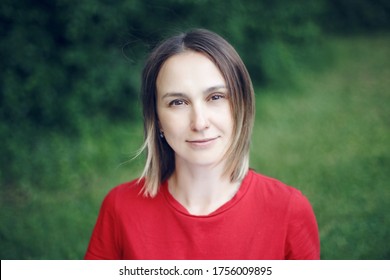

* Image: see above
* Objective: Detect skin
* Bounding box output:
[156,51,240,215]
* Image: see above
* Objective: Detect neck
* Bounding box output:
[168,160,241,215]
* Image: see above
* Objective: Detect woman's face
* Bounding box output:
[156,51,234,168]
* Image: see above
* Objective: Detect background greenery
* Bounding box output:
[0,0,389,259]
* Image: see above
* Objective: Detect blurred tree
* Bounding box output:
[0,0,326,134]
[3,0,388,189]
[322,0,390,33]
[0,0,142,134]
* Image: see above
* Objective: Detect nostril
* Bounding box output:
[191,114,210,131]
[190,106,209,131]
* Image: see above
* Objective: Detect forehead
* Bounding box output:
[156,51,226,94]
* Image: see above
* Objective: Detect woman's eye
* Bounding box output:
[210,94,225,101]
[169,99,185,106]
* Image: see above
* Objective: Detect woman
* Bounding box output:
[85,29,320,260]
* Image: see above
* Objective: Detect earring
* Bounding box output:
[159,131,164,138]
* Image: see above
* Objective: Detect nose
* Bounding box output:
[190,103,209,131]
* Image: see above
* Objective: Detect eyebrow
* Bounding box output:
[161,85,228,99]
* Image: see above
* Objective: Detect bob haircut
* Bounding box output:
[138,28,255,197]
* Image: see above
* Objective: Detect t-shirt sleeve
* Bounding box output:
[284,191,320,260]
[84,189,122,260]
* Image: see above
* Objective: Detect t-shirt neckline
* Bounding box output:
[161,170,254,218]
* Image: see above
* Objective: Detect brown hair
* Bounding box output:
[138,28,255,197]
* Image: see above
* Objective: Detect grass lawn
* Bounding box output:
[251,35,390,259]
[0,34,389,259]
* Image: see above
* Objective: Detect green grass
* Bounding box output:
[1,35,389,259]
[251,35,390,259]
[0,120,145,259]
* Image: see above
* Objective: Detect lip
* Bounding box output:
[186,137,219,147]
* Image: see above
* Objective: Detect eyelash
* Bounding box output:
[210,93,226,101]
[168,99,187,106]
[167,93,227,107]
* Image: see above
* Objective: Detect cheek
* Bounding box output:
[157,106,171,130]
[218,105,234,131]
[158,111,185,134]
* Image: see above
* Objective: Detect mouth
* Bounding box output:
[186,137,220,148]
[186,137,219,144]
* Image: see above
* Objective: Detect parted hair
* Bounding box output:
[138,28,255,197]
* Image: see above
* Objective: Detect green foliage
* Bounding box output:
[1,0,141,132]
[251,35,390,259]
[0,0,329,191]
[0,0,389,259]
[0,120,144,259]
[1,34,389,260]
[1,0,387,139]
[322,0,390,33]
[0,0,326,130]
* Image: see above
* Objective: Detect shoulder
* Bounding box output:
[100,178,149,212]
[246,170,314,214]
[247,170,302,199]
[107,178,144,196]
[105,177,144,198]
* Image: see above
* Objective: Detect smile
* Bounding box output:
[186,137,219,147]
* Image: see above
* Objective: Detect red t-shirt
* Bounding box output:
[85,170,320,259]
